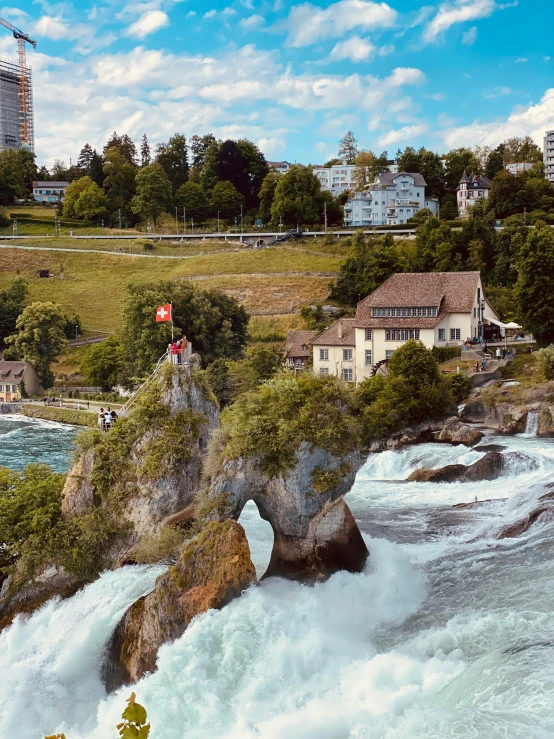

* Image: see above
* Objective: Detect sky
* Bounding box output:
[1,0,553,168]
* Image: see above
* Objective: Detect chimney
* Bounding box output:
[338,320,343,340]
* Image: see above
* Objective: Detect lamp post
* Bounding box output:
[191,218,194,234]
[217,211,220,233]
[240,204,243,234]
[183,207,186,235]
[175,207,178,234]
[234,216,238,232]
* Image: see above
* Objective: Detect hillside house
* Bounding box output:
[311,272,499,382]
[285,330,318,370]
[0,361,43,401]
[343,171,439,227]
[32,181,69,203]
[456,171,491,218]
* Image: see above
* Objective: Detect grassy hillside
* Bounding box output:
[0,242,342,332]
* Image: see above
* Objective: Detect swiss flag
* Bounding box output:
[156,304,172,322]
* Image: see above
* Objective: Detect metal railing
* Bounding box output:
[263,228,299,248]
[120,352,169,417]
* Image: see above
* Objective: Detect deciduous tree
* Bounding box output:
[515,224,554,346]
[174,182,209,222]
[270,165,324,226]
[5,302,68,388]
[131,163,172,225]
[209,180,244,219]
[155,134,189,192]
[338,131,358,163]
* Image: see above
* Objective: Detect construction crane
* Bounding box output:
[0,16,37,151]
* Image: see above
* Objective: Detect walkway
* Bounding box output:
[0,243,196,260]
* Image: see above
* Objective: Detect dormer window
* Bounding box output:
[301,344,307,351]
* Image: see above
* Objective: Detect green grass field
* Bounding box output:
[0,244,341,331]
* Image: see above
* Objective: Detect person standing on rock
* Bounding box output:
[171,341,179,364]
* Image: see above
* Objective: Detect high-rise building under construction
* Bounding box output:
[0,58,34,153]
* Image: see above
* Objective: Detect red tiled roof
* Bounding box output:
[355,272,481,328]
[0,361,27,380]
[311,318,356,346]
[285,330,318,358]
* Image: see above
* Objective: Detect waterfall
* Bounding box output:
[524,412,539,437]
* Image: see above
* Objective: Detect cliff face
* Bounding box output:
[205,441,369,582]
[102,520,256,692]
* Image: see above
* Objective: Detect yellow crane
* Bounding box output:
[0,16,37,150]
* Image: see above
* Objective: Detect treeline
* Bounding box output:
[331,208,554,345]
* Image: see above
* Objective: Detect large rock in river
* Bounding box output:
[407,451,537,483]
[102,520,256,691]
[435,418,483,447]
[204,441,369,582]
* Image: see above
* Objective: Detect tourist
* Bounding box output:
[105,408,112,431]
[171,341,179,364]
[98,408,105,431]
[176,338,183,365]
[496,347,501,360]
[110,409,118,425]
[481,357,487,373]
[502,348,507,360]
[475,361,480,373]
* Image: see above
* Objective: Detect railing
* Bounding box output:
[263,228,299,248]
[120,352,169,417]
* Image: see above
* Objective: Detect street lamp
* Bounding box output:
[240,204,243,234]
[191,218,194,234]
[217,211,220,233]
[234,216,238,231]
[175,207,178,234]
[183,207,186,235]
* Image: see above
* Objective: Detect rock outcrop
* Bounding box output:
[102,520,256,691]
[434,417,483,447]
[407,451,537,483]
[367,420,444,452]
[205,442,369,582]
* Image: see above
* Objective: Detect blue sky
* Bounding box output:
[1,0,553,167]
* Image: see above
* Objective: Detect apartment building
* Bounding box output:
[505,162,533,176]
[544,131,554,184]
[313,162,357,195]
[343,171,439,227]
[456,171,491,218]
[311,272,499,382]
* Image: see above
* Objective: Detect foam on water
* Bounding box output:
[2,432,554,738]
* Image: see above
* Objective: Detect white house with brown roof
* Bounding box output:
[457,171,491,218]
[0,361,43,400]
[311,272,498,383]
[285,330,318,370]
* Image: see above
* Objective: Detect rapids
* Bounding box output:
[2,432,554,738]
[0,414,77,472]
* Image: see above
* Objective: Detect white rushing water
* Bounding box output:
[2,433,554,738]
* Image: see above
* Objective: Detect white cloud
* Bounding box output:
[386,67,426,86]
[377,123,428,146]
[204,7,237,19]
[515,57,528,63]
[330,37,376,62]
[428,92,446,100]
[423,0,516,44]
[461,26,477,45]
[203,9,217,18]
[257,136,286,157]
[283,0,396,47]
[379,44,395,55]
[314,141,327,152]
[544,56,551,63]
[239,14,265,29]
[186,10,196,17]
[124,10,169,38]
[34,15,71,40]
[483,85,511,98]
[441,87,554,150]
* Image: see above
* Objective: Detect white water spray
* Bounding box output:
[523,411,539,437]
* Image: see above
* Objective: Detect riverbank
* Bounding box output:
[22,404,96,428]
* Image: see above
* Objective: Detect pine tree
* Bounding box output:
[76,143,94,174]
[140,134,151,167]
[338,131,358,164]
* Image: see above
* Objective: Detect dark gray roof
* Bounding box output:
[374,171,427,187]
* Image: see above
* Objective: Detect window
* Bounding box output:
[438,328,445,341]
[343,349,353,361]
[0,385,3,391]
[365,350,372,365]
[320,368,329,376]
[12,385,17,392]
[342,368,353,382]
[365,328,372,340]
[301,344,307,351]
[386,350,394,360]
[450,328,461,341]
[319,348,329,361]
[473,307,476,318]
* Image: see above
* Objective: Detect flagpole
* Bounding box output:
[171,302,174,342]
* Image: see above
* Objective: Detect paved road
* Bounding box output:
[0,243,195,259]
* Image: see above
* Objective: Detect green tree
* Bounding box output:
[155,133,189,192]
[103,147,137,224]
[398,146,445,199]
[120,281,249,380]
[63,177,108,221]
[5,302,68,388]
[270,165,324,226]
[227,345,282,400]
[502,136,543,164]
[103,132,138,165]
[0,277,27,347]
[80,335,124,391]
[338,130,358,163]
[485,149,504,180]
[190,133,217,169]
[0,149,28,205]
[201,139,268,209]
[131,163,172,225]
[439,195,458,220]
[210,180,244,219]
[515,224,554,345]
[321,190,343,226]
[140,133,151,167]
[63,177,93,219]
[174,182,209,222]
[258,171,280,223]
[76,143,94,174]
[443,147,482,193]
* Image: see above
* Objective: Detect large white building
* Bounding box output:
[311,272,498,383]
[343,171,439,227]
[544,131,554,184]
[505,162,534,176]
[456,171,491,218]
[313,162,357,196]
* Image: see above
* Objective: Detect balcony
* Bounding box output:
[344,204,352,211]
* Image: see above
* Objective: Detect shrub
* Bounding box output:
[535,345,554,381]
[445,373,473,402]
[0,207,10,228]
[431,345,462,363]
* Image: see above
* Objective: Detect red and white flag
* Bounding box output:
[156,304,172,322]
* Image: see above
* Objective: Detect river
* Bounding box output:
[1,428,554,738]
[0,414,77,472]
